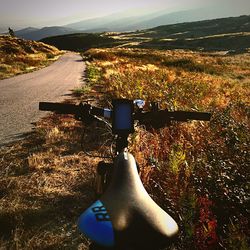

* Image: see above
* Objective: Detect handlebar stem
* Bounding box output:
[116,136,129,154]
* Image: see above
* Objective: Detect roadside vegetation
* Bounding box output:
[0,47,249,249]
[0,114,94,249]
[78,48,250,249]
[0,35,62,80]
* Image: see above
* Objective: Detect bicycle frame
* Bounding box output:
[95,135,129,195]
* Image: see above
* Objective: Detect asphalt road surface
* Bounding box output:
[0,52,85,145]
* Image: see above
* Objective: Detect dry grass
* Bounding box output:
[0,112,100,249]
[0,47,249,249]
[82,48,250,249]
[85,48,250,109]
[0,35,63,80]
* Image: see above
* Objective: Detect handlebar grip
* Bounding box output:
[136,110,211,129]
[39,102,79,114]
[39,102,109,119]
[171,111,211,121]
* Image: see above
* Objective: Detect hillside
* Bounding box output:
[40,33,118,51]
[105,15,250,52]
[40,15,250,52]
[147,15,250,38]
[0,35,62,79]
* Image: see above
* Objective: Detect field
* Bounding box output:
[81,48,250,249]
[0,47,249,249]
[0,35,62,80]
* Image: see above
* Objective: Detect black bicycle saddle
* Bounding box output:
[79,152,178,250]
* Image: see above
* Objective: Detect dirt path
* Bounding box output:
[0,52,85,145]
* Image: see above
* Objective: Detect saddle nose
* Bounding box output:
[79,152,178,249]
[101,152,178,249]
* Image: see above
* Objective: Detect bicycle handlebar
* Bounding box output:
[39,101,211,129]
[39,102,108,117]
[39,102,79,114]
[135,109,211,121]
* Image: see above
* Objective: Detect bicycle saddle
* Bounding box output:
[79,152,178,250]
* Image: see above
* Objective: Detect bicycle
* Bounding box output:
[39,99,211,250]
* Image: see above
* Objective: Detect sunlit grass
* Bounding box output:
[0,35,62,80]
[0,46,249,249]
[0,114,95,249]
[82,48,250,249]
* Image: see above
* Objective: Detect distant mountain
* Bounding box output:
[64,10,161,31]
[65,4,250,32]
[127,4,250,30]
[13,3,250,41]
[40,15,250,52]
[1,27,39,36]
[15,27,39,36]
[15,26,80,40]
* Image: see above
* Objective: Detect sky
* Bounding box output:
[0,0,250,30]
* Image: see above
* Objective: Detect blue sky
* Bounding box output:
[0,0,249,30]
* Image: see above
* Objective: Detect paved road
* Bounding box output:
[0,52,85,145]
